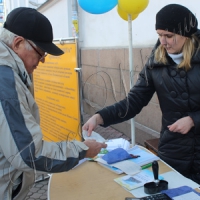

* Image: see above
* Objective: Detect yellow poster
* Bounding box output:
[33,42,82,142]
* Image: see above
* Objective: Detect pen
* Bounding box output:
[141,163,152,170]
[130,154,140,158]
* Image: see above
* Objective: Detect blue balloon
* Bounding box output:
[78,0,118,14]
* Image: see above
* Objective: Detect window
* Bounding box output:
[0,5,3,13]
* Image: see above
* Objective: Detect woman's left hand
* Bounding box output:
[167,116,194,134]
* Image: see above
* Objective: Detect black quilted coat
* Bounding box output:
[98,33,200,184]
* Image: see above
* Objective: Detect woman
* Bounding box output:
[83,4,200,184]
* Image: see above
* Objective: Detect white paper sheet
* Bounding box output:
[111,160,141,175]
[96,158,141,175]
[82,130,106,143]
[105,138,130,151]
[114,169,162,190]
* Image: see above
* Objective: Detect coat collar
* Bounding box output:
[0,41,32,87]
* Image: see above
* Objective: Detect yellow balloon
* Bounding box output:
[117,5,138,21]
[118,0,149,14]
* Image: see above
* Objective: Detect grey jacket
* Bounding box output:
[0,41,88,200]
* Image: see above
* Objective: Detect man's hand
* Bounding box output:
[84,139,107,158]
[167,116,194,134]
[82,114,104,136]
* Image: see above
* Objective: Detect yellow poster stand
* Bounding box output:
[33,39,82,142]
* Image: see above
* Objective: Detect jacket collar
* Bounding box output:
[0,40,32,87]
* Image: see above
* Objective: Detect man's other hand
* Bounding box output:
[84,139,107,158]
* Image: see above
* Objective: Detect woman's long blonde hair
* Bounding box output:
[154,34,200,71]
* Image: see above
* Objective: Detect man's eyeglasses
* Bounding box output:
[26,40,48,61]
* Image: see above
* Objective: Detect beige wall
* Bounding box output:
[81,47,161,145]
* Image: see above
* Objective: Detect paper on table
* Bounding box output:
[162,185,200,199]
[161,171,199,189]
[97,162,123,174]
[95,158,141,175]
[96,157,141,175]
[95,157,108,165]
[173,192,200,200]
[82,130,106,143]
[129,170,200,198]
[111,160,141,175]
[127,145,159,166]
[96,145,159,175]
[114,169,163,190]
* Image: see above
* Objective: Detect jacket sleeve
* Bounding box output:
[188,111,200,134]
[0,98,88,173]
[98,66,156,127]
[0,65,89,173]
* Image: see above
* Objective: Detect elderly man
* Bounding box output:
[0,7,106,200]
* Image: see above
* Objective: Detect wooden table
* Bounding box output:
[48,159,172,200]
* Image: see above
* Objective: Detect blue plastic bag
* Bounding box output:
[102,148,132,164]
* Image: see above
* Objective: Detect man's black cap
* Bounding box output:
[4,7,64,56]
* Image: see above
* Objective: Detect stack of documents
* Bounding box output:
[95,145,159,175]
[126,145,159,166]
